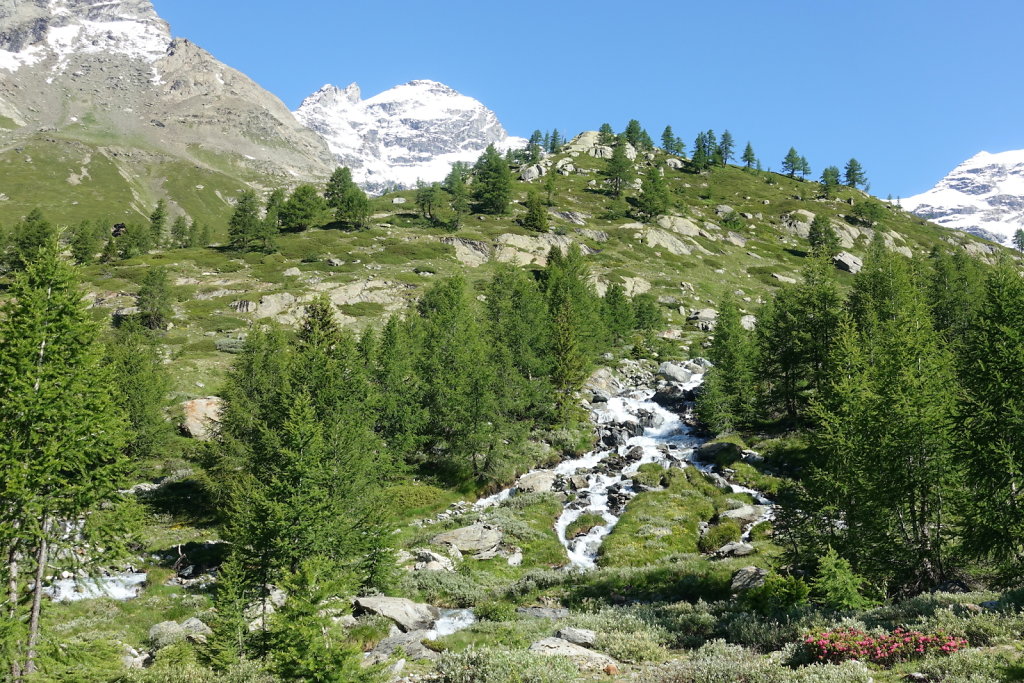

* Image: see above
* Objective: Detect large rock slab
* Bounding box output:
[179,397,223,440]
[833,251,863,274]
[720,505,769,525]
[656,215,701,237]
[354,596,440,633]
[644,229,691,255]
[731,566,770,593]
[658,362,693,384]
[366,630,438,663]
[432,524,502,554]
[529,637,619,672]
[557,627,597,648]
[517,471,557,494]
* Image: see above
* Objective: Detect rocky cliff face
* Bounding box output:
[0,0,333,180]
[902,150,1024,245]
[295,79,525,193]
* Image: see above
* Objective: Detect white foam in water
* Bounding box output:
[44,572,148,602]
[474,367,775,571]
[427,608,477,638]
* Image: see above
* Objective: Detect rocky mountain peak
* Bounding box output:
[294,79,524,193]
[902,149,1024,244]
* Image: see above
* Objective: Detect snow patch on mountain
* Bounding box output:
[295,79,526,193]
[902,150,1024,244]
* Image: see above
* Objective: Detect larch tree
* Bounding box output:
[604,136,634,197]
[844,158,867,189]
[820,165,841,198]
[635,164,669,219]
[228,189,262,251]
[742,142,757,169]
[473,145,513,215]
[718,130,735,165]
[696,295,756,433]
[522,188,548,232]
[782,147,802,178]
[280,184,328,231]
[0,244,131,679]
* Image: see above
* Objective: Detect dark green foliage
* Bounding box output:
[598,123,615,145]
[697,296,755,432]
[543,164,557,206]
[602,282,635,343]
[742,574,810,615]
[3,208,56,272]
[1014,228,1024,253]
[661,125,684,155]
[851,199,887,226]
[781,147,802,178]
[632,293,663,332]
[103,321,173,461]
[926,247,985,350]
[280,184,329,231]
[636,165,669,220]
[808,214,840,257]
[522,188,548,232]
[718,130,735,165]
[844,158,867,188]
[169,215,190,249]
[325,167,370,230]
[473,144,513,215]
[228,189,263,251]
[623,119,644,148]
[0,244,130,677]
[604,136,633,197]
[445,163,471,230]
[149,199,167,247]
[372,315,426,462]
[691,131,715,171]
[137,266,173,330]
[819,165,841,198]
[416,182,446,225]
[69,219,106,264]
[741,142,756,169]
[811,548,871,610]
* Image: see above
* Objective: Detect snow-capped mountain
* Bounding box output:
[902,150,1024,245]
[0,0,333,181]
[295,79,526,193]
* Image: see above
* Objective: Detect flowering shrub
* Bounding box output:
[802,627,967,666]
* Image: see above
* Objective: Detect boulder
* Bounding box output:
[715,204,735,217]
[588,145,613,159]
[283,267,301,277]
[658,362,693,384]
[740,315,757,331]
[656,215,701,237]
[354,596,440,633]
[665,157,684,169]
[229,299,257,314]
[520,164,545,182]
[411,549,455,572]
[529,637,619,672]
[366,630,438,663]
[149,618,211,650]
[833,251,863,274]
[549,210,589,225]
[507,548,523,567]
[716,541,755,557]
[392,197,407,204]
[179,397,224,440]
[688,308,718,323]
[731,566,770,593]
[517,471,557,494]
[720,505,769,525]
[771,273,797,284]
[325,257,345,267]
[432,524,502,554]
[575,228,609,242]
[557,627,598,648]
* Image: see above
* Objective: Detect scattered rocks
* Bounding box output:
[410,549,455,572]
[720,505,769,525]
[282,267,301,277]
[353,596,440,633]
[716,541,755,558]
[657,361,693,384]
[149,617,212,650]
[520,164,545,182]
[366,630,438,663]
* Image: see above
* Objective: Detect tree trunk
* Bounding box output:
[8,538,22,682]
[23,517,49,676]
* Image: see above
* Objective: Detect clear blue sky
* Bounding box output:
[151,0,1024,199]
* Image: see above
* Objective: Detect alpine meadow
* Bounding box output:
[4,1,1024,682]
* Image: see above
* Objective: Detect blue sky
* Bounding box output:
[151,0,1024,199]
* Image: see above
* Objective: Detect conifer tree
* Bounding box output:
[602,282,635,343]
[819,165,841,198]
[522,188,548,232]
[844,158,867,189]
[807,214,840,257]
[70,219,105,264]
[4,209,56,272]
[799,155,811,178]
[661,125,676,152]
[228,189,262,251]
[1015,228,1024,253]
[0,244,130,678]
[415,182,444,224]
[170,215,190,249]
[548,129,562,153]
[691,132,711,171]
[782,147,802,177]
[742,142,757,169]
[543,164,557,206]
[325,167,370,230]
[598,123,615,145]
[372,316,426,462]
[926,247,985,352]
[280,184,328,231]
[636,164,669,219]
[604,136,633,197]
[697,296,755,432]
[137,266,173,330]
[445,163,470,230]
[718,130,735,165]
[623,119,644,147]
[149,199,167,247]
[473,145,513,214]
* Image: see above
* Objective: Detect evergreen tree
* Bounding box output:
[170,215,190,249]
[635,164,669,219]
[4,209,56,272]
[1014,229,1024,253]
[598,123,615,145]
[808,214,840,257]
[623,119,644,147]
[926,247,985,353]
[119,222,153,259]
[782,147,802,177]
[522,188,548,232]
[280,184,328,231]
[602,282,635,343]
[193,221,211,248]
[528,130,543,147]
[548,129,562,153]
[604,136,634,197]
[636,128,654,151]
[632,293,663,332]
[819,165,841,198]
[691,132,711,171]
[799,155,811,178]
[445,163,470,230]
[415,182,445,225]
[473,145,513,215]
[811,548,871,610]
[103,321,173,461]
[149,199,167,247]
[137,266,173,330]
[69,219,105,264]
[372,316,426,462]
[697,296,755,432]
[718,130,735,165]
[228,190,262,251]
[741,142,757,169]
[325,167,370,230]
[0,244,130,678]
[851,199,887,226]
[543,164,557,206]
[844,158,867,188]
[661,125,677,152]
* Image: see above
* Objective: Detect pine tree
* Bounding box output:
[623,119,644,147]
[926,247,985,351]
[444,163,470,230]
[528,130,543,147]
[522,188,548,232]
[69,219,105,264]
[149,199,167,247]
[137,266,173,330]
[807,214,840,257]
[415,182,444,225]
[811,548,871,610]
[543,164,557,206]
[280,184,328,231]
[598,123,615,145]
[661,125,676,152]
[372,316,426,462]
[635,164,669,219]
[799,155,811,179]
[819,165,841,198]
[549,129,562,153]
[844,158,867,189]
[742,142,757,169]
[604,136,633,197]
[170,215,190,249]
[782,147,802,178]
[1014,228,1024,253]
[228,190,262,251]
[718,130,735,165]
[0,244,130,678]
[602,282,635,343]
[4,209,56,272]
[691,132,711,171]
[473,145,513,215]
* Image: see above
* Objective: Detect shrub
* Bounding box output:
[475,601,518,622]
[811,548,871,610]
[436,646,578,683]
[697,521,742,553]
[800,627,967,667]
[742,574,810,615]
[647,640,871,683]
[912,647,1017,683]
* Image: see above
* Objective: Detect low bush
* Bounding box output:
[697,520,742,553]
[436,646,578,683]
[647,640,870,683]
[475,601,518,622]
[800,626,967,667]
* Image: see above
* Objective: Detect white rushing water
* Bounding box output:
[427,608,477,638]
[477,365,775,570]
[44,572,148,602]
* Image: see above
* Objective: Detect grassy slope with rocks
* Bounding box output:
[10,137,1024,681]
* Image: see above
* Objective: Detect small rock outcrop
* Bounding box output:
[517,471,557,494]
[353,596,440,633]
[557,627,598,648]
[731,566,770,593]
[833,251,864,274]
[179,397,224,440]
[529,637,619,672]
[432,524,503,554]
